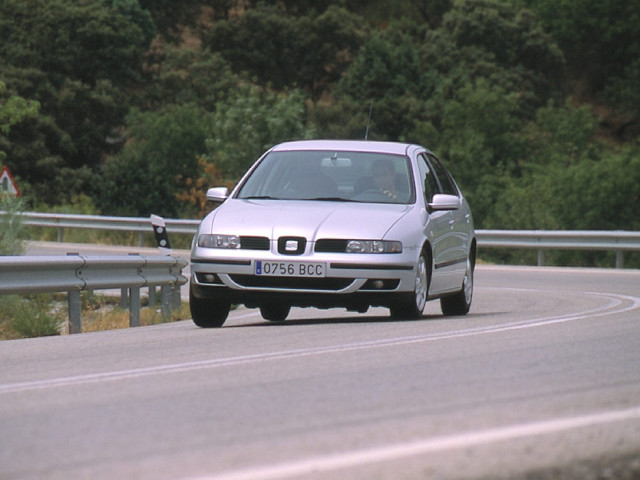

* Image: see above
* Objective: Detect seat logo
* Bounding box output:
[285,240,298,251]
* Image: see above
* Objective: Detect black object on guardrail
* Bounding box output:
[150,214,172,251]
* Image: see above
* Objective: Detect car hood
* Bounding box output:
[204,199,413,240]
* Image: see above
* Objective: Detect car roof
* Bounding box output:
[270,140,420,156]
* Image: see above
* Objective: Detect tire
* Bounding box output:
[189,285,230,328]
[260,303,291,322]
[390,253,429,320]
[440,255,474,316]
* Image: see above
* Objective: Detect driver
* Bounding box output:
[372,159,397,200]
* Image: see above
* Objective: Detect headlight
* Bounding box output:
[346,240,402,254]
[198,234,240,249]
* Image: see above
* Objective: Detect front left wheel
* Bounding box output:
[440,254,474,316]
[390,253,429,320]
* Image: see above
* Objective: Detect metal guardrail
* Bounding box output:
[2,211,640,268]
[476,230,640,268]
[10,211,199,245]
[0,254,188,334]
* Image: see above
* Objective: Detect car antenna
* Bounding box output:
[364,100,373,140]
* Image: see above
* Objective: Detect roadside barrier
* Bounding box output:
[0,253,187,333]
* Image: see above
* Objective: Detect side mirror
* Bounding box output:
[206,187,229,203]
[428,193,460,212]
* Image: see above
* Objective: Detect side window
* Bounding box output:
[417,153,440,202]
[427,154,459,196]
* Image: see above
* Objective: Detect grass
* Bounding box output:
[0,294,63,339]
[0,292,191,340]
[77,294,191,334]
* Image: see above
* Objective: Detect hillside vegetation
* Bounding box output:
[1,0,639,267]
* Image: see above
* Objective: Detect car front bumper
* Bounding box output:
[190,246,418,309]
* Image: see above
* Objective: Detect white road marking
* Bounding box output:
[1,291,638,394]
[189,406,640,480]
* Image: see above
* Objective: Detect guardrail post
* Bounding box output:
[148,286,157,307]
[129,287,141,327]
[161,285,171,320]
[57,227,63,243]
[537,249,545,267]
[68,290,82,334]
[120,288,129,309]
[616,250,624,269]
[172,285,181,310]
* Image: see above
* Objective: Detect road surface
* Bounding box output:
[1,265,639,479]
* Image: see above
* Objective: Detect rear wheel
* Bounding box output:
[440,255,474,316]
[189,285,230,328]
[390,253,429,320]
[260,303,291,322]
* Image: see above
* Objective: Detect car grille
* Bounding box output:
[229,275,354,291]
[240,236,270,250]
[314,239,348,252]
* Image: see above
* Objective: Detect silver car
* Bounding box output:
[190,140,476,327]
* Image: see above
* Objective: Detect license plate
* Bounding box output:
[255,260,326,277]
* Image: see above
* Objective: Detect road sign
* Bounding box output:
[0,166,20,196]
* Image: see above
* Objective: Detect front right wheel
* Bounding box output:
[189,284,230,328]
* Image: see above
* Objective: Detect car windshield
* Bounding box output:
[236,150,415,204]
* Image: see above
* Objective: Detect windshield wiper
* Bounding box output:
[307,197,356,202]
[241,195,281,200]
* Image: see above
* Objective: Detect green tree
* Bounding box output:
[434,79,524,227]
[410,0,452,28]
[526,0,640,95]
[433,0,565,113]
[604,58,640,140]
[105,0,156,46]
[138,0,204,40]
[0,81,40,163]
[0,0,151,203]
[0,0,150,87]
[522,100,598,171]
[205,4,365,101]
[205,87,311,178]
[551,147,640,231]
[142,48,239,112]
[483,101,599,230]
[95,104,211,217]
[0,82,40,135]
[339,1,564,142]
[337,19,434,140]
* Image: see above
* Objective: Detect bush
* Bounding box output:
[0,295,62,339]
[0,195,27,255]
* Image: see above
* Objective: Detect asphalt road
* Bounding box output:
[1,265,640,480]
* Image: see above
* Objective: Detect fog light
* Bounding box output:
[204,273,216,283]
[372,280,384,289]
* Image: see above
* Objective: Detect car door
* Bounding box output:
[426,153,470,289]
[416,153,456,294]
